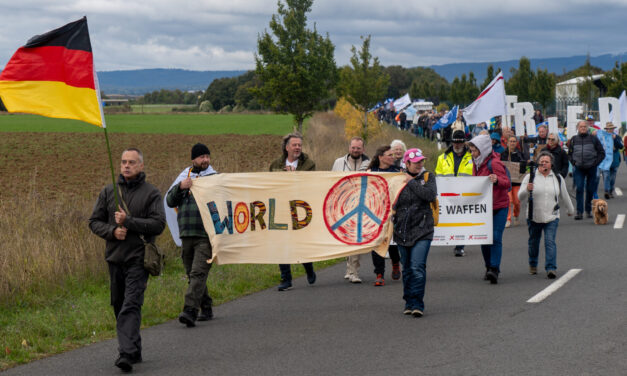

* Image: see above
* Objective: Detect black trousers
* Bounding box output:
[108,260,149,357]
[371,245,400,276]
[279,263,314,281]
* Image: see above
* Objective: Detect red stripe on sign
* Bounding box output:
[0,46,94,89]
[441,193,460,196]
[474,74,503,101]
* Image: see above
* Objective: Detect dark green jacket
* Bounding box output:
[269,152,316,171]
[89,172,166,264]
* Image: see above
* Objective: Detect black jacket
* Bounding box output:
[392,170,438,246]
[545,144,569,178]
[89,172,166,264]
[567,133,605,170]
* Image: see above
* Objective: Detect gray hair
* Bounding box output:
[282,132,303,159]
[390,139,407,151]
[536,151,554,165]
[122,148,143,163]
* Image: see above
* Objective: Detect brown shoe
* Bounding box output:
[529,266,537,275]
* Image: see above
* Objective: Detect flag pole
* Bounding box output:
[93,65,120,209]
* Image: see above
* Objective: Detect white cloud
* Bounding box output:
[1,0,627,71]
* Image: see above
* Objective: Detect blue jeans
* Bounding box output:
[527,219,559,271]
[481,207,508,272]
[602,167,618,193]
[573,166,597,214]
[398,240,431,311]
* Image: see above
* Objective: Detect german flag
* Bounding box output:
[0,17,103,127]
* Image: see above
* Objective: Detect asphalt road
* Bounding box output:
[5,168,627,376]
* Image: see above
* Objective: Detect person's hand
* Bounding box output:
[284,165,295,171]
[180,177,192,190]
[489,174,498,184]
[114,226,127,240]
[115,207,127,225]
[527,183,534,191]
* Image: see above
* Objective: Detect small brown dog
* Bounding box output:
[592,199,609,225]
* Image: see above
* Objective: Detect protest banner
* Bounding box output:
[432,177,493,246]
[190,171,407,265]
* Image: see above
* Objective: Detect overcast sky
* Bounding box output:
[1,0,627,72]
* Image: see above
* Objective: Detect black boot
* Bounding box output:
[178,307,198,327]
[486,268,499,284]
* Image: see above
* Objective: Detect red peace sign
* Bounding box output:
[323,174,391,245]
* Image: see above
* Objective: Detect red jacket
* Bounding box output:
[473,151,510,210]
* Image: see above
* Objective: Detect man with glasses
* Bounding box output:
[435,130,473,256]
[545,133,569,178]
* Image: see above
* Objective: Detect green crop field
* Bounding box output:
[130,104,197,113]
[0,113,297,135]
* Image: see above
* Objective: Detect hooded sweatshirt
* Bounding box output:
[469,134,510,210]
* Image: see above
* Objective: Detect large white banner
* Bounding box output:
[432,176,493,246]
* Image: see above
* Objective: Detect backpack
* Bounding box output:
[487,158,512,192]
[423,172,439,226]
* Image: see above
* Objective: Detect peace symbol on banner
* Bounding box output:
[323,174,391,245]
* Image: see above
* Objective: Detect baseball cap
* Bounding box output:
[403,148,425,163]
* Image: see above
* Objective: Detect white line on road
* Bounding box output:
[614,214,625,229]
[615,187,623,196]
[527,269,582,303]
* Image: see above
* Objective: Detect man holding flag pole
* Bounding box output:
[0,17,167,372]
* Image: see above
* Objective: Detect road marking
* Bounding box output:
[615,187,623,196]
[527,269,582,303]
[614,214,625,229]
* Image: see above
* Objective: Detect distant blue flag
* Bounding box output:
[536,121,548,129]
[432,105,458,131]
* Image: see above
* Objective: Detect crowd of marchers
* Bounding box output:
[88,114,625,372]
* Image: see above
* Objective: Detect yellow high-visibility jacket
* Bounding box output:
[435,147,473,176]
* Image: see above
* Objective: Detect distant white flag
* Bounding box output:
[609,90,627,128]
[462,72,506,125]
[393,93,411,111]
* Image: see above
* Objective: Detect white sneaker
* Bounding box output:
[344,272,351,279]
[349,275,362,283]
[505,220,511,228]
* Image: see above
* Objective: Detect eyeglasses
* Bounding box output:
[548,138,557,141]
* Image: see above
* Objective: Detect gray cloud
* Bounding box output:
[1,0,627,72]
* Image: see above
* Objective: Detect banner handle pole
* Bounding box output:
[103,126,120,209]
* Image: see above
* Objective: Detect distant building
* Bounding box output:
[555,74,606,118]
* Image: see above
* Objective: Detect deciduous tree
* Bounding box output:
[254,0,336,133]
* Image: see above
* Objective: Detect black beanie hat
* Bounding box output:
[191,143,210,160]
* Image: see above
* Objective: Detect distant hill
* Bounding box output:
[97,68,247,95]
[428,53,627,82]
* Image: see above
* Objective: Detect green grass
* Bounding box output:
[0,113,296,135]
[130,104,197,113]
[0,255,340,370]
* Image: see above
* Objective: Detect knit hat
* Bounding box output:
[451,130,466,143]
[490,132,501,141]
[191,143,210,160]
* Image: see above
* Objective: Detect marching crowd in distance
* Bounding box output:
[87,109,625,372]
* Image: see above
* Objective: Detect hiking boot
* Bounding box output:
[115,355,133,372]
[307,271,316,285]
[547,270,557,279]
[529,266,537,275]
[454,247,465,257]
[198,307,213,321]
[374,274,385,286]
[486,268,499,284]
[349,274,362,283]
[411,309,424,317]
[392,263,401,280]
[574,213,583,220]
[278,279,292,291]
[178,308,198,327]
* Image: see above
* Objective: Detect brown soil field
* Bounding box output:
[0,132,282,201]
